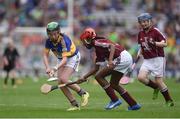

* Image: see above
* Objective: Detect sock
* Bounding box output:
[4,73,9,85]
[78,89,86,96]
[161,88,173,102]
[146,80,158,89]
[12,78,15,86]
[121,91,137,107]
[104,85,118,102]
[70,100,79,107]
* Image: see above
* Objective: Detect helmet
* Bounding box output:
[46,22,61,44]
[80,27,96,41]
[137,13,152,22]
[84,27,96,38]
[46,22,60,33]
[80,27,96,49]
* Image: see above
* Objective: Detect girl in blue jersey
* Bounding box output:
[43,22,89,111]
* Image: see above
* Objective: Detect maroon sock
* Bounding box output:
[104,86,118,102]
[121,91,137,107]
[146,80,158,89]
[161,88,173,102]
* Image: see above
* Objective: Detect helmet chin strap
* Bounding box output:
[84,39,91,45]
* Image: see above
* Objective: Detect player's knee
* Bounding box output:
[95,74,101,80]
[110,82,118,88]
[155,79,167,90]
[110,82,115,89]
[110,81,116,87]
[154,78,163,84]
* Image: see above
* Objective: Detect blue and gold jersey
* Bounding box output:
[44,34,78,59]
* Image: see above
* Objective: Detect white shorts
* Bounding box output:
[58,52,81,72]
[139,57,166,77]
[113,50,133,73]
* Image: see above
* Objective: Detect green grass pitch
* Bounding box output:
[0,77,180,118]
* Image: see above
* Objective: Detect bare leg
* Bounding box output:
[110,71,137,107]
[155,77,173,103]
[58,66,83,92]
[57,67,78,107]
[95,67,119,102]
[138,70,158,89]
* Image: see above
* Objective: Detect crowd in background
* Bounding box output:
[0,0,179,80]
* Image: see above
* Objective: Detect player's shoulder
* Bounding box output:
[138,29,144,35]
[94,37,112,47]
[152,27,166,37]
[152,27,160,32]
[61,33,72,41]
[151,27,163,34]
[95,36,110,43]
[45,38,51,44]
[61,33,69,38]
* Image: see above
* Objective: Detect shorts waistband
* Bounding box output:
[58,49,79,59]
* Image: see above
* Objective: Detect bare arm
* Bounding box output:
[53,56,67,71]
[137,47,142,58]
[108,44,115,63]
[43,48,50,70]
[3,56,8,66]
[155,40,167,47]
[137,48,142,56]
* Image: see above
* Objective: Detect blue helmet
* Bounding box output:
[137,13,152,22]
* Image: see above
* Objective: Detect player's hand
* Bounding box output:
[46,68,55,77]
[46,67,51,75]
[107,61,115,68]
[148,39,156,46]
[49,69,55,77]
[76,77,88,84]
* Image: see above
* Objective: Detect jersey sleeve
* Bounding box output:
[44,39,51,53]
[137,32,141,44]
[155,30,166,42]
[45,40,51,49]
[61,35,76,57]
[94,40,111,48]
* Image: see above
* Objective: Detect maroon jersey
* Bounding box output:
[138,27,166,59]
[92,37,125,63]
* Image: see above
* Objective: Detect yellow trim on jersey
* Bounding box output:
[62,41,76,57]
[44,48,50,53]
